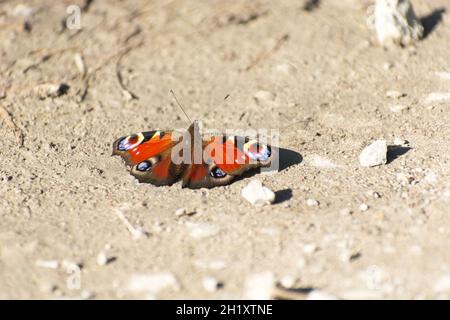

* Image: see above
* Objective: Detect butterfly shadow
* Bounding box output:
[420,8,446,39]
[387,145,411,164]
[277,147,303,171]
[232,147,302,186]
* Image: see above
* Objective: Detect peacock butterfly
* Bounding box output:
[112,120,275,189]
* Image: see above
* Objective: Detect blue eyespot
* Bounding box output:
[210,167,226,178]
[247,144,271,161]
[136,161,152,172]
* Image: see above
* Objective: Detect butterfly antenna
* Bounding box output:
[170,89,191,123]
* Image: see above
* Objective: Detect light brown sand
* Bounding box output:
[0,0,449,299]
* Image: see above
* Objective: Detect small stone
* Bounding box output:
[303,243,317,255]
[359,203,369,212]
[340,208,352,216]
[306,199,319,207]
[374,0,423,46]
[36,259,59,269]
[393,137,408,146]
[80,290,94,300]
[241,180,275,207]
[97,251,113,266]
[424,92,450,105]
[310,155,337,168]
[175,208,186,217]
[32,83,70,99]
[280,275,297,289]
[243,272,274,299]
[253,90,275,103]
[307,290,337,300]
[274,63,297,75]
[185,222,219,239]
[202,277,221,293]
[359,139,387,167]
[125,272,179,294]
[396,172,413,185]
[383,62,393,70]
[386,90,406,99]
[389,104,408,113]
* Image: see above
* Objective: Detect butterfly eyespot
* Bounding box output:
[210,167,227,178]
[136,161,152,172]
[117,133,144,151]
[245,142,272,161]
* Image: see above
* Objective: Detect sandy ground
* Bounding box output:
[0,0,449,299]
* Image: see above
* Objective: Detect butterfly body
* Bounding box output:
[112,121,273,189]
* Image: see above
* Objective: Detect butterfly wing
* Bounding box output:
[112,130,184,186]
[181,134,273,189]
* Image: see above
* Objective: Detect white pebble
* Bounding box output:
[309,155,338,168]
[274,63,297,75]
[303,243,317,255]
[359,203,369,212]
[185,222,219,239]
[306,198,319,207]
[386,90,405,99]
[340,208,352,216]
[243,272,274,299]
[174,208,186,217]
[389,104,408,113]
[373,0,423,46]
[36,259,59,269]
[97,251,109,266]
[125,272,179,294]
[424,92,450,105]
[241,180,275,207]
[32,83,69,99]
[359,139,387,167]
[202,277,221,293]
[253,90,275,102]
[280,275,297,289]
[307,290,337,300]
[393,137,408,146]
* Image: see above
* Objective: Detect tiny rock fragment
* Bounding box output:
[303,243,317,255]
[36,259,59,269]
[310,155,338,168]
[424,92,450,105]
[359,203,369,212]
[340,208,352,216]
[174,208,186,217]
[307,290,337,300]
[253,90,276,103]
[374,0,423,47]
[185,222,219,239]
[241,180,275,207]
[394,137,408,146]
[74,53,86,78]
[280,275,297,289]
[33,83,70,99]
[359,139,387,167]
[97,250,114,266]
[396,172,413,185]
[243,272,274,299]
[386,90,406,99]
[274,63,296,75]
[202,277,221,293]
[389,104,408,113]
[80,290,94,300]
[306,198,319,207]
[126,272,179,294]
